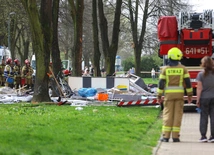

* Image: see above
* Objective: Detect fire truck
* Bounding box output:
[157,10,214,96]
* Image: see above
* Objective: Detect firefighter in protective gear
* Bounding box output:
[0,59,6,86]
[21,59,34,89]
[13,59,22,89]
[4,58,14,88]
[157,47,193,142]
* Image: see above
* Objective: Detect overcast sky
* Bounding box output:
[189,0,214,12]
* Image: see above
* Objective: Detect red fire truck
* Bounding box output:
[157,10,214,96]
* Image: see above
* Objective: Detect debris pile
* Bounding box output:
[0,74,158,106]
[0,86,33,104]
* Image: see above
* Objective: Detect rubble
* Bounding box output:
[0,87,33,104]
[0,87,17,94]
[0,74,158,106]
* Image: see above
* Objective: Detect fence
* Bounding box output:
[67,76,130,90]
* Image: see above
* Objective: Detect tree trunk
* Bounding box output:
[108,0,122,75]
[20,26,30,65]
[92,0,101,77]
[98,0,109,70]
[11,18,17,60]
[21,0,52,102]
[134,45,142,76]
[23,40,29,60]
[64,0,70,60]
[36,0,52,102]
[68,0,84,76]
[52,0,61,76]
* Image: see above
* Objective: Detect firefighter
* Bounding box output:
[21,59,34,89]
[157,47,193,142]
[4,58,14,88]
[0,59,6,86]
[13,59,22,89]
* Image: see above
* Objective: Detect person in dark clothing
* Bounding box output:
[196,56,214,142]
[90,65,94,77]
[101,66,106,77]
[13,59,22,89]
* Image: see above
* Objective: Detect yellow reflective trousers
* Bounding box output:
[162,99,184,139]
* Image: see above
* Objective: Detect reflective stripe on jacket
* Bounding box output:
[157,64,193,100]
[4,65,13,78]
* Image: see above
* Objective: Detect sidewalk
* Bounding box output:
[153,113,213,155]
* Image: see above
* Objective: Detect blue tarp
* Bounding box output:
[78,88,97,97]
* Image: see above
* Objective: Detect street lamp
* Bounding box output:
[8,12,16,51]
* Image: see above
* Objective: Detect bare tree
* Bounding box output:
[0,0,32,63]
[154,0,190,16]
[127,0,150,75]
[98,0,122,75]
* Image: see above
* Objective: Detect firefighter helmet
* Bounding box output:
[14,59,19,64]
[63,69,70,76]
[168,47,183,60]
[25,59,30,64]
[6,58,12,64]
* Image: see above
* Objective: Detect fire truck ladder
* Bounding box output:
[178,10,214,30]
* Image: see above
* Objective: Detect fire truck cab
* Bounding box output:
[158,10,214,95]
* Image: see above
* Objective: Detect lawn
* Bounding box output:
[0,103,162,155]
[115,71,159,85]
[143,78,158,85]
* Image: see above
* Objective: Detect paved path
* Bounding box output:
[153,113,214,155]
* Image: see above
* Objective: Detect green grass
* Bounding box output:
[0,104,162,155]
[143,78,158,85]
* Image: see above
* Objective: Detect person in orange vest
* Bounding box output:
[157,47,193,142]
